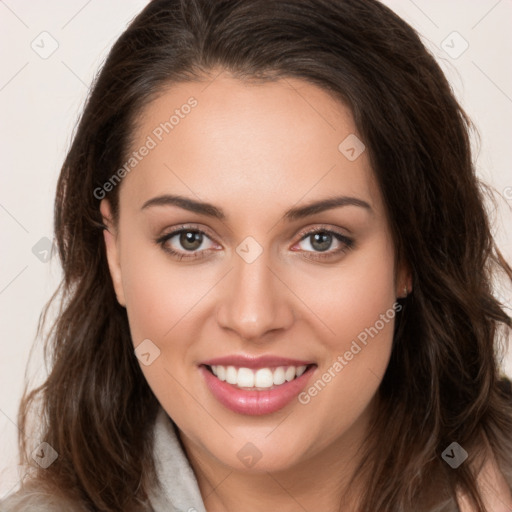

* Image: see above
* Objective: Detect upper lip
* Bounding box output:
[200,354,316,370]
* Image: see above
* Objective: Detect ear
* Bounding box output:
[100,199,126,307]
[396,255,413,299]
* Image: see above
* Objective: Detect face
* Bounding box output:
[101,72,409,475]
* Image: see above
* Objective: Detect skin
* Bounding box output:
[100,71,413,511]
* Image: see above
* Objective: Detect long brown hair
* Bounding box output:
[15,0,512,510]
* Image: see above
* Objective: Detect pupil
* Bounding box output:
[180,231,202,251]
[312,232,331,252]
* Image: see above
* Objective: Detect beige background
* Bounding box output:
[1,0,511,497]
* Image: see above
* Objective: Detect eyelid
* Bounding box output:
[294,223,352,241]
[156,223,354,260]
[157,223,217,240]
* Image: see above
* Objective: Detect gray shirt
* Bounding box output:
[0,407,207,512]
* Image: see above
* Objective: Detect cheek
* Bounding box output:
[118,240,212,411]
[119,237,199,345]
[293,235,397,422]
[293,233,397,351]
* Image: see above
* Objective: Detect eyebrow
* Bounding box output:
[141,194,372,221]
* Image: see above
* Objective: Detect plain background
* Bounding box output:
[0,0,511,497]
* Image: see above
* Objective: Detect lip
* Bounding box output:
[200,354,315,370]
[199,363,317,416]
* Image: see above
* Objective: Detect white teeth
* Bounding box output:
[209,364,311,389]
[225,365,238,384]
[296,365,307,377]
[273,366,286,385]
[285,366,296,382]
[237,367,255,387]
[216,365,226,381]
[254,368,273,388]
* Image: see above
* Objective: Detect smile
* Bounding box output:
[208,364,309,389]
[199,363,317,415]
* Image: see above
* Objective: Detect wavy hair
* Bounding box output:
[14,0,512,510]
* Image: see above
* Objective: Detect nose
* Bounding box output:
[215,249,295,342]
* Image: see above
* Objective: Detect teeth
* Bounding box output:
[209,364,310,389]
[285,366,296,381]
[238,367,255,387]
[296,365,307,377]
[216,365,226,381]
[254,368,273,388]
[273,367,286,385]
[225,366,237,384]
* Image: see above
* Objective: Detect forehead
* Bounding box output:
[119,74,383,219]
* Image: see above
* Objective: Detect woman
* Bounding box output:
[2,0,512,510]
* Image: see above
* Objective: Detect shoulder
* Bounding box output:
[0,484,84,512]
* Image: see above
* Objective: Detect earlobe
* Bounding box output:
[100,199,126,307]
[397,258,413,299]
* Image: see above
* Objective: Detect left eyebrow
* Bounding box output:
[283,195,372,221]
[140,194,372,221]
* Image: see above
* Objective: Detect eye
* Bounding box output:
[155,225,219,261]
[292,227,354,261]
[156,224,354,262]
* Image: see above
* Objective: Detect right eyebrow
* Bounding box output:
[141,194,226,219]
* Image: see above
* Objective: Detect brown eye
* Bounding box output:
[309,232,334,252]
[179,230,204,251]
[156,226,219,261]
[293,228,354,261]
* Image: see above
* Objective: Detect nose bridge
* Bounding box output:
[216,244,293,340]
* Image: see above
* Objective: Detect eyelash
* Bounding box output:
[155,224,354,262]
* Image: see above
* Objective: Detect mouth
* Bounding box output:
[199,363,317,415]
[203,363,316,390]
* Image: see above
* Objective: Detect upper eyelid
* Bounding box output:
[158,224,218,243]
[295,224,352,240]
[158,224,352,248]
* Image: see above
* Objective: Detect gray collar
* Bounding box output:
[148,407,207,512]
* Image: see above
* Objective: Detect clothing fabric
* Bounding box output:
[1,404,498,512]
[147,407,207,512]
[0,407,207,512]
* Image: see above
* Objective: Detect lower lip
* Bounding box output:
[199,365,316,416]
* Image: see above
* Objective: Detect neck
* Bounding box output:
[179,401,375,512]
